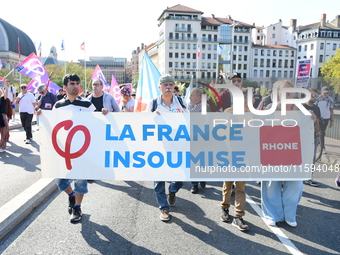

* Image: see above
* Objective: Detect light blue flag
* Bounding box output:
[0,59,2,69]
[135,53,161,111]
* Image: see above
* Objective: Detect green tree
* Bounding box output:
[321,48,340,94]
[45,63,94,91]
[132,74,139,89]
[260,85,271,97]
[242,81,258,89]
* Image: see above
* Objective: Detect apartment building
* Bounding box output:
[156,4,254,83]
[295,14,340,91]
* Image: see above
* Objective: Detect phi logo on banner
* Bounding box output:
[52,120,91,170]
[259,126,302,165]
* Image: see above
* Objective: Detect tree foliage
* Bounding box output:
[0,62,94,92]
[321,48,340,94]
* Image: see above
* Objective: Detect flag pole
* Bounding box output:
[64,43,66,76]
[4,68,15,78]
[84,44,86,92]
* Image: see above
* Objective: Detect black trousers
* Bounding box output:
[20,112,33,139]
[319,118,329,149]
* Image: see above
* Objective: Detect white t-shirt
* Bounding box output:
[317,96,333,119]
[145,95,188,113]
[6,86,17,102]
[121,98,135,112]
[18,92,36,114]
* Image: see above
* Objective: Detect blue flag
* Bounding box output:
[134,53,161,112]
[61,40,65,51]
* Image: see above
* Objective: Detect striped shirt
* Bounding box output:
[53,96,96,112]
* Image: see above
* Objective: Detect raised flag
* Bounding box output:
[15,53,49,85]
[61,40,65,51]
[197,44,201,58]
[27,79,60,95]
[0,59,2,69]
[91,64,110,91]
[80,42,85,51]
[18,37,21,60]
[38,42,42,58]
[109,74,121,105]
[134,52,161,112]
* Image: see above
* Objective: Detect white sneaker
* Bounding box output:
[285,220,297,227]
[25,139,31,144]
[322,149,327,154]
[0,148,4,153]
[265,219,276,226]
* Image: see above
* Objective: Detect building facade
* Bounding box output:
[295,14,340,93]
[0,18,36,74]
[79,56,127,85]
[156,4,254,83]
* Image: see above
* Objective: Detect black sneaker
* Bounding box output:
[304,179,319,187]
[232,217,249,231]
[168,194,176,206]
[70,206,82,222]
[221,208,230,222]
[68,196,75,214]
[200,182,206,188]
[190,185,198,194]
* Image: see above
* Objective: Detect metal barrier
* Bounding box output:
[326,111,340,140]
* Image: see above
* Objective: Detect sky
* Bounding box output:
[0,0,339,63]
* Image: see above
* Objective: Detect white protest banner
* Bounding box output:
[39,111,314,181]
[295,58,312,88]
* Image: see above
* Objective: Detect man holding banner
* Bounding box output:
[37,74,97,223]
[87,78,120,114]
[145,74,188,221]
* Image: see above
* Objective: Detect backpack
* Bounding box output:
[151,96,186,112]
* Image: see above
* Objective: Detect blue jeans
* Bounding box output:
[261,181,303,222]
[154,181,183,211]
[56,179,88,194]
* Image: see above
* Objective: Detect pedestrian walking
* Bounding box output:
[145,74,187,221]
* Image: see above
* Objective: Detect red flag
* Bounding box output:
[18,37,21,60]
[80,42,85,50]
[197,44,201,58]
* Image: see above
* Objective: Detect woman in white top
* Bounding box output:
[120,86,135,112]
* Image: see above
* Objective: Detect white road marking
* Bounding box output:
[246,194,303,255]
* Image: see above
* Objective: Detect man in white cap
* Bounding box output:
[253,87,262,109]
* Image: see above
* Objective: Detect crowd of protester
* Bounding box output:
[0,73,337,228]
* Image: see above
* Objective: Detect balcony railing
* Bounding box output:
[168,37,198,42]
[233,40,249,44]
[202,38,218,42]
[175,27,192,32]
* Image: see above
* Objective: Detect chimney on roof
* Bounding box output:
[335,15,340,28]
[212,14,215,18]
[137,47,140,52]
[141,43,144,49]
[290,19,297,31]
[228,15,231,20]
[321,13,326,27]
